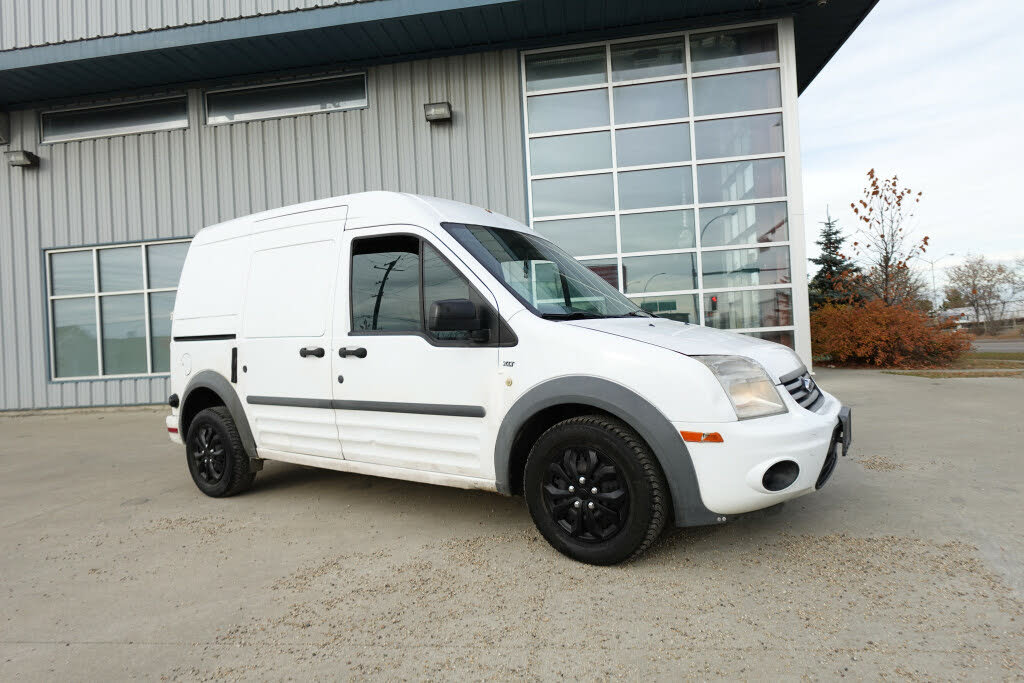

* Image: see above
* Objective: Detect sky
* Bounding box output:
[799,0,1024,289]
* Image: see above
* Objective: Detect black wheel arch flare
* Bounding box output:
[180,370,260,466]
[494,376,721,528]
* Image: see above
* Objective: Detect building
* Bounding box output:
[0,0,876,411]
[940,301,1024,330]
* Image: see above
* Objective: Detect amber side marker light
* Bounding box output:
[680,431,724,443]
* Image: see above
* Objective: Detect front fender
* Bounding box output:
[494,376,721,528]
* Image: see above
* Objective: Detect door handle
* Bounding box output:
[338,347,368,359]
[299,346,325,358]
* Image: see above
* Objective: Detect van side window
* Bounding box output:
[422,243,482,342]
[351,235,421,332]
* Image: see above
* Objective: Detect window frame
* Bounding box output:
[44,238,191,381]
[520,19,800,349]
[203,73,369,127]
[347,232,516,348]
[39,95,189,145]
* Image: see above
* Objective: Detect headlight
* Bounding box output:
[694,355,787,420]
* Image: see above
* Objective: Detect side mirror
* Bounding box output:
[428,299,483,332]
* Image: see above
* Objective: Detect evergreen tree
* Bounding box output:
[941,286,967,310]
[809,209,860,309]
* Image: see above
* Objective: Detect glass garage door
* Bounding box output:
[522,23,795,348]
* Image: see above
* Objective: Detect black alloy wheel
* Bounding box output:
[543,446,630,543]
[190,423,227,485]
[524,415,668,565]
[185,406,256,497]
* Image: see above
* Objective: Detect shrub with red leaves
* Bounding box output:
[811,300,971,367]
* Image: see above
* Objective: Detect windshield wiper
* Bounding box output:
[604,310,653,318]
[540,311,604,320]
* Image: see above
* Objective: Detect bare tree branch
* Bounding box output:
[848,169,929,306]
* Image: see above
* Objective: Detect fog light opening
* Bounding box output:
[762,460,800,492]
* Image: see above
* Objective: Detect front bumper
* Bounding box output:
[674,390,851,516]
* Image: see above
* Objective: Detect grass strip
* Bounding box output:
[883,370,1024,378]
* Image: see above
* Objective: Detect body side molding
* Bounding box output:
[246,396,485,418]
[247,396,333,409]
[494,376,721,528]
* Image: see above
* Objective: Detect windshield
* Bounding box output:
[443,223,650,320]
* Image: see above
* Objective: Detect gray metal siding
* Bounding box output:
[0,0,366,51]
[0,49,526,410]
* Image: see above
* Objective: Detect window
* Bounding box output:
[351,236,421,333]
[704,289,793,329]
[41,97,188,144]
[522,23,796,348]
[350,235,509,345]
[422,244,487,342]
[700,245,791,289]
[46,240,190,379]
[533,216,618,257]
[205,75,368,125]
[443,224,644,319]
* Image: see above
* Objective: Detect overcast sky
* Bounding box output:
[799,0,1024,284]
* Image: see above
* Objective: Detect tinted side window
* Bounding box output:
[351,236,421,332]
[422,243,483,342]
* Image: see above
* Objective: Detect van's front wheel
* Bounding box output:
[524,415,668,565]
[185,407,255,497]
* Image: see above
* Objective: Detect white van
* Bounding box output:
[166,191,851,565]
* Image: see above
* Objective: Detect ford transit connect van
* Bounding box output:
[166,191,851,565]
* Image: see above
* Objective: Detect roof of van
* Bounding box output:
[191,191,532,246]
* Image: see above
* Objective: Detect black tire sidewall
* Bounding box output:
[524,419,658,565]
[185,408,243,497]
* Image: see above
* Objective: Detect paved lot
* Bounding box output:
[1,370,1022,680]
[973,338,1024,353]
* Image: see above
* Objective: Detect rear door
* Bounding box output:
[239,219,344,459]
[331,225,502,478]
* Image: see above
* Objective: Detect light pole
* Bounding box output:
[700,208,738,242]
[919,253,955,310]
[637,272,668,315]
[642,272,668,293]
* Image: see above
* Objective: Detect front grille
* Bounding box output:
[779,368,825,411]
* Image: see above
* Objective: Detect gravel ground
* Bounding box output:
[1,369,1022,680]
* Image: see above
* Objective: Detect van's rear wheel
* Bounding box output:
[524,415,668,565]
[185,407,255,497]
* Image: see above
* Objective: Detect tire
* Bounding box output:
[185,406,256,497]
[524,414,668,565]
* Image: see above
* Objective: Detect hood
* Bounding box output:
[566,317,804,383]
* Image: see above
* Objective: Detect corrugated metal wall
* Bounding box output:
[0,0,367,50]
[0,49,526,410]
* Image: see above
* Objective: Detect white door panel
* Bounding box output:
[247,405,341,458]
[335,402,486,477]
[333,226,501,478]
[239,219,345,459]
[334,336,494,477]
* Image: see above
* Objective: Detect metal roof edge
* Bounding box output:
[0,0,516,71]
[796,0,881,93]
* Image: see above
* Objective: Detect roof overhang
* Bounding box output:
[0,0,877,108]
